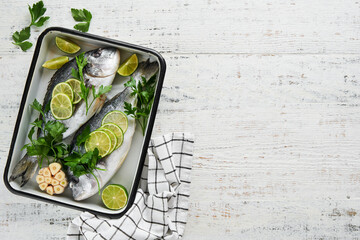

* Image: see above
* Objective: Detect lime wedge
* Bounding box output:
[42,56,69,70]
[98,128,117,154]
[50,93,73,120]
[101,111,128,133]
[101,123,124,149]
[55,37,81,54]
[85,130,112,157]
[102,184,128,210]
[66,78,82,104]
[52,82,74,103]
[117,54,138,76]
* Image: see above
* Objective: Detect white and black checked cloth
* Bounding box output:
[67,132,194,240]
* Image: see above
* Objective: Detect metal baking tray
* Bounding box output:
[3,27,166,218]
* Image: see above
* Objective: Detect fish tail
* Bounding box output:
[134,59,159,81]
[9,154,38,187]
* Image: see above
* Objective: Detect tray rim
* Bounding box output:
[3,26,166,218]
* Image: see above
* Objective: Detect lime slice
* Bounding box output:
[98,128,117,154]
[101,111,128,133]
[117,54,138,76]
[42,56,69,70]
[85,130,112,157]
[52,82,74,103]
[102,184,128,210]
[55,37,81,54]
[101,123,124,149]
[66,78,82,104]
[50,93,73,120]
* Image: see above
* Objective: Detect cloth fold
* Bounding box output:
[67,132,194,240]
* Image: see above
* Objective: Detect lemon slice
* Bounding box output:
[85,130,112,157]
[52,82,74,103]
[55,37,81,54]
[102,184,128,210]
[117,54,138,76]
[98,128,117,154]
[66,78,82,104]
[50,93,73,120]
[101,123,124,149]
[101,111,128,133]
[42,56,69,70]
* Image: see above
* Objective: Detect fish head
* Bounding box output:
[70,174,98,201]
[84,47,120,78]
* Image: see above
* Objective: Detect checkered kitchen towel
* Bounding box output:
[67,133,194,240]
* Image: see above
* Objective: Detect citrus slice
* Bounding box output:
[52,82,74,102]
[50,93,73,120]
[85,130,112,157]
[55,37,81,54]
[101,111,128,133]
[66,78,82,104]
[98,128,117,154]
[102,184,128,210]
[101,123,124,149]
[117,54,138,76]
[42,56,69,70]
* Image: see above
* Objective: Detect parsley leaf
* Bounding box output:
[74,22,90,33]
[28,0,49,27]
[12,27,33,51]
[124,74,157,135]
[45,120,67,142]
[71,68,80,80]
[18,42,33,52]
[30,98,44,117]
[95,85,112,98]
[76,125,91,147]
[12,27,31,43]
[71,8,92,22]
[71,8,92,32]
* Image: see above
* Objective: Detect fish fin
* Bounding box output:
[10,155,38,187]
[92,94,107,115]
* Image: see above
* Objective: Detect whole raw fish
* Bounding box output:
[69,60,158,201]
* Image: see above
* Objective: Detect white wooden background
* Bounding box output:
[1,0,360,239]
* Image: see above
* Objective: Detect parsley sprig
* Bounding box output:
[71,8,92,33]
[28,1,50,27]
[63,126,104,194]
[72,53,112,115]
[12,1,49,51]
[23,99,69,168]
[124,75,157,135]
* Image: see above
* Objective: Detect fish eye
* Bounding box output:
[92,48,103,58]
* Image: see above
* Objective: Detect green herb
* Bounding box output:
[12,27,32,51]
[76,125,91,146]
[63,127,104,194]
[23,99,69,168]
[124,75,157,135]
[71,8,92,32]
[28,0,50,27]
[12,1,49,51]
[72,53,112,115]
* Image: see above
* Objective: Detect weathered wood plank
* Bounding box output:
[0,0,360,54]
